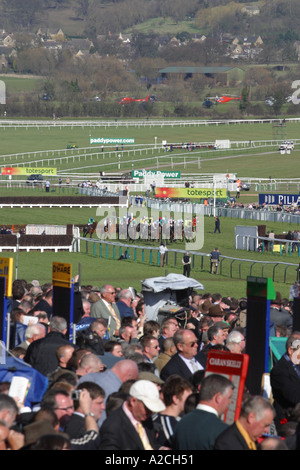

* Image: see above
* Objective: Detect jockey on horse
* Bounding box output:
[83,217,97,238]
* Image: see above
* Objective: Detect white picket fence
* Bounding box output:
[0,117,300,128]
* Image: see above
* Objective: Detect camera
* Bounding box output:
[71,389,82,400]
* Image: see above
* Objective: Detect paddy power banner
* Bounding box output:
[155,187,228,199]
[132,169,181,179]
[1,167,57,176]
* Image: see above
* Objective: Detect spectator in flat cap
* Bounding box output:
[200,300,213,315]
[208,305,225,323]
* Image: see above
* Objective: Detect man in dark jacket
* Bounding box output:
[214,395,275,450]
[76,319,107,355]
[24,316,71,378]
[269,292,293,329]
[32,289,53,319]
[210,247,221,274]
[172,374,233,450]
[214,216,221,234]
[182,252,191,277]
[160,329,206,382]
[99,379,165,450]
[270,331,300,425]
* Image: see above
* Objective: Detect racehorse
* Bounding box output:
[83,221,98,238]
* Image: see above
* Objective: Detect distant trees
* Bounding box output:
[14,48,56,75]
[1,0,44,29]
[76,0,90,18]
[239,86,249,113]
[270,84,288,115]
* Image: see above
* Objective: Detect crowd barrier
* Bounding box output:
[80,237,298,285]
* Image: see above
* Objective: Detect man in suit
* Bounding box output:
[214,395,275,450]
[160,329,206,381]
[201,322,228,354]
[99,379,166,450]
[90,284,121,339]
[116,289,135,319]
[8,281,27,312]
[270,331,300,424]
[172,374,233,450]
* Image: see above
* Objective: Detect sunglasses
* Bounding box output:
[183,341,198,347]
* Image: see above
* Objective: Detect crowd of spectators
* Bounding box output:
[222,200,300,214]
[0,278,299,450]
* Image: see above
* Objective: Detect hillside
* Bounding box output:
[0,0,299,45]
[0,0,299,119]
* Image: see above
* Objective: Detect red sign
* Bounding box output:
[205,350,249,425]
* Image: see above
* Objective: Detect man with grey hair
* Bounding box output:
[0,394,19,428]
[24,316,71,377]
[214,395,275,450]
[172,374,234,450]
[201,324,228,353]
[0,394,25,449]
[18,323,46,350]
[116,289,135,319]
[82,299,91,317]
[160,329,206,381]
[225,330,246,354]
[30,285,43,302]
[90,284,121,339]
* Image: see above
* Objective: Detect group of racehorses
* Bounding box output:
[82,219,194,243]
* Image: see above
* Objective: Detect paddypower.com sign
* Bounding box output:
[132,169,181,179]
[90,138,135,145]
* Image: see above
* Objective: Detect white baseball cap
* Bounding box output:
[129,380,165,413]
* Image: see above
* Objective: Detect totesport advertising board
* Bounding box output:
[1,167,57,176]
[155,187,227,199]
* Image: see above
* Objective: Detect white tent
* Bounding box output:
[141,273,204,321]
